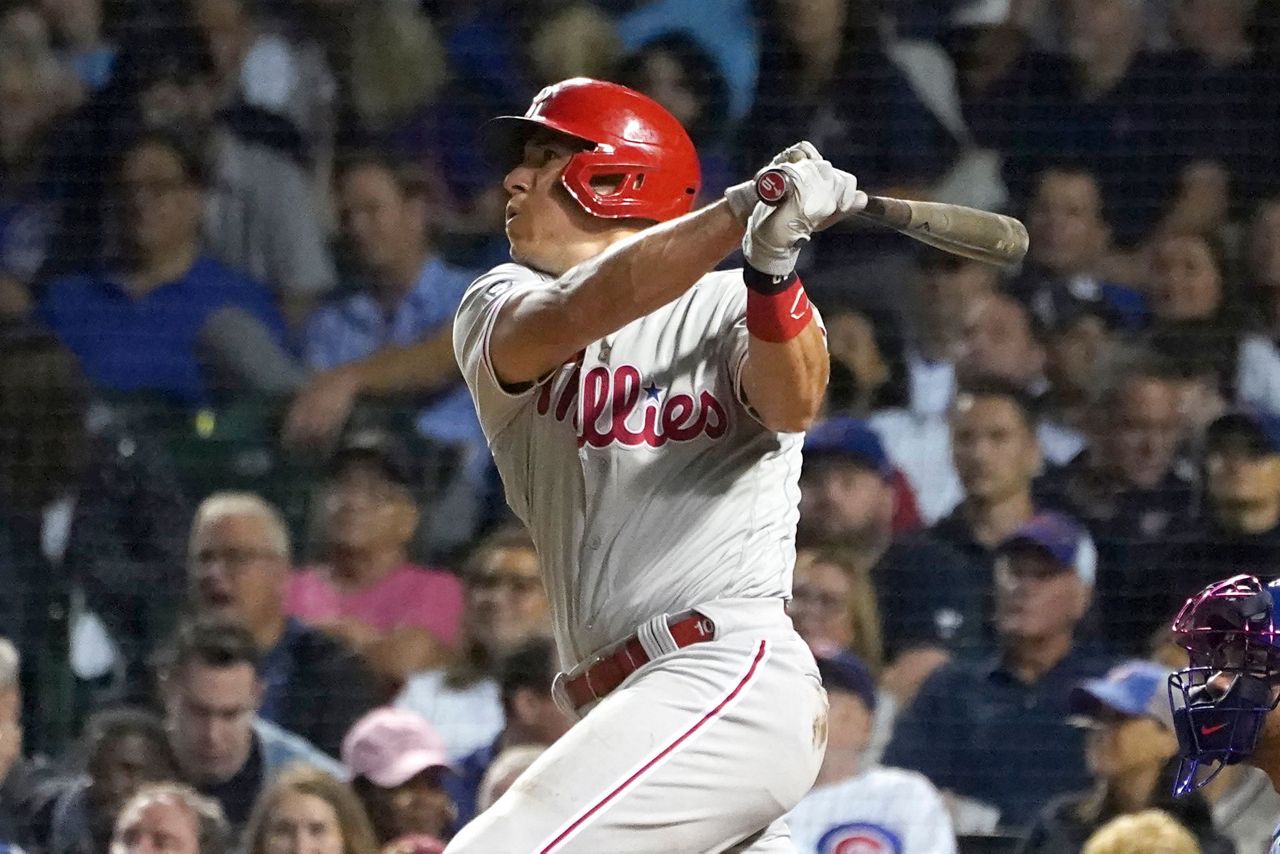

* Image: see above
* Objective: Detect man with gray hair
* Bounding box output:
[187,492,376,757]
[110,782,230,854]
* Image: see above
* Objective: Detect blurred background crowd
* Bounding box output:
[2,0,1280,851]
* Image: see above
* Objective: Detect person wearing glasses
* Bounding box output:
[395,527,550,761]
[797,417,983,711]
[37,130,299,407]
[187,491,377,758]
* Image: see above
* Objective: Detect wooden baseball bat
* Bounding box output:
[754,169,1029,268]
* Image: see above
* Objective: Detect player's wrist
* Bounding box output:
[723,181,758,226]
[744,265,811,342]
[742,264,797,295]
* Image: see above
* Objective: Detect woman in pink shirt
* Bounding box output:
[287,431,464,688]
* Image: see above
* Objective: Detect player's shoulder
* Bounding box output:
[466,261,552,293]
[456,262,551,320]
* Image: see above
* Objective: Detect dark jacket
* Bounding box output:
[0,412,187,757]
[1018,768,1236,854]
[261,619,378,759]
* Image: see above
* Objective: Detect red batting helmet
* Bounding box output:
[483,77,701,223]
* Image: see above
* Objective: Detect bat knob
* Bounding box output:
[755,169,790,206]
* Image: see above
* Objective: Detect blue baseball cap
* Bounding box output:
[803,418,892,479]
[997,511,1096,586]
[1069,660,1174,730]
[1206,410,1280,457]
[815,649,877,713]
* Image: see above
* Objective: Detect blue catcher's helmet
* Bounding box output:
[1169,574,1280,795]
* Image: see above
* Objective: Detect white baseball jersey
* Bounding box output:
[786,766,957,854]
[454,262,809,666]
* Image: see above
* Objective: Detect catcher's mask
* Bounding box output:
[1169,574,1280,795]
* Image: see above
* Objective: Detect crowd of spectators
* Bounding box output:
[3,0,1280,851]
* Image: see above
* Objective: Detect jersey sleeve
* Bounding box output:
[452,263,547,443]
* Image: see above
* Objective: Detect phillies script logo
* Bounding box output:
[536,364,728,448]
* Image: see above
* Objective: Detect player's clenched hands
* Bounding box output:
[742,159,868,276]
[723,141,824,224]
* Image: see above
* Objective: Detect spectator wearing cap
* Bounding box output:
[286,430,464,690]
[159,620,344,831]
[285,152,488,558]
[1009,166,1149,338]
[1036,353,1197,651]
[1152,411,1280,634]
[451,637,572,826]
[885,511,1114,831]
[798,417,984,705]
[42,21,336,324]
[188,491,378,758]
[38,131,297,406]
[1019,660,1233,854]
[395,526,550,762]
[343,708,456,849]
[786,650,956,854]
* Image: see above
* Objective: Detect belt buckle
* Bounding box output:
[555,647,610,713]
[551,670,575,715]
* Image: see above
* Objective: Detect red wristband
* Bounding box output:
[746,277,812,343]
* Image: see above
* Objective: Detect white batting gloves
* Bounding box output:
[723,141,825,225]
[742,160,868,276]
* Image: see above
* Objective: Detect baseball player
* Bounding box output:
[447,77,867,853]
[1168,574,1280,853]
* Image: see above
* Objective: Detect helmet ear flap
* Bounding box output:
[560,151,664,221]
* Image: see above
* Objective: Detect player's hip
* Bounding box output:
[555,597,816,717]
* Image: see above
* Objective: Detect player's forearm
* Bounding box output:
[741,322,829,433]
[561,201,744,325]
[493,202,744,384]
[341,327,459,396]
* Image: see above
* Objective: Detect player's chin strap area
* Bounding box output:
[1170,668,1276,795]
